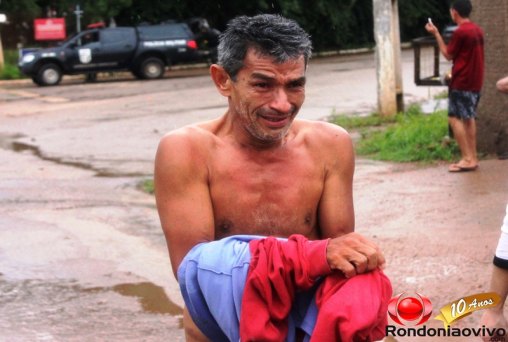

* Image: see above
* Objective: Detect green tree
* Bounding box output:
[0,0,452,50]
[0,0,41,47]
[398,0,451,42]
[283,0,375,49]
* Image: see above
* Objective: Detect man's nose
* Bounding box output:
[269,88,292,114]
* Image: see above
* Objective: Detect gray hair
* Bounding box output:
[217,14,312,80]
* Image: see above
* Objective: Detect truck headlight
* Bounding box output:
[21,54,35,64]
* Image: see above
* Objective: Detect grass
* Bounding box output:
[331,104,460,163]
[331,111,396,129]
[0,49,24,80]
[433,90,449,100]
[139,178,154,194]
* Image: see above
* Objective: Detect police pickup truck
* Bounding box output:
[18,23,206,86]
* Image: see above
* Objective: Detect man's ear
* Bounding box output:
[210,64,232,96]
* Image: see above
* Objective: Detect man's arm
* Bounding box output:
[425,22,453,61]
[497,76,508,94]
[317,123,355,238]
[154,129,215,278]
[316,123,385,278]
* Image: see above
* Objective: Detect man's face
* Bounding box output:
[228,48,306,144]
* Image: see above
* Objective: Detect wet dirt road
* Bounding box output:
[0,50,507,341]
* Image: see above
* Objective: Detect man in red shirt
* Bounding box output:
[426,0,484,172]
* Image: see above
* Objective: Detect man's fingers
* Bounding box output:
[326,232,386,277]
[335,258,357,278]
[350,252,368,274]
[357,235,386,270]
[334,248,374,277]
[366,250,379,271]
[351,246,381,274]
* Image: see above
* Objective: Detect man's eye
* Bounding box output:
[254,82,269,89]
[288,82,305,89]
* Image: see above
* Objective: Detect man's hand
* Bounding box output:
[326,232,385,278]
[496,76,508,94]
[424,21,451,61]
[425,21,439,36]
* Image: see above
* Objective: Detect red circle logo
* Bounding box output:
[388,292,433,326]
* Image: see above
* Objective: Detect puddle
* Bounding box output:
[2,279,183,316]
[0,278,185,340]
[83,281,182,317]
[111,282,183,316]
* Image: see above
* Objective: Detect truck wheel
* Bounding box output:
[32,76,43,86]
[131,69,143,80]
[36,63,62,86]
[139,57,165,79]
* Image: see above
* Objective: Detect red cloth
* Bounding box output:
[447,21,484,92]
[240,234,392,341]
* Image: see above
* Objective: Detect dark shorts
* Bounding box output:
[448,89,481,119]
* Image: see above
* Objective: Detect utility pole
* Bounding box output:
[0,31,4,71]
[74,4,83,33]
[391,0,404,113]
[373,0,403,117]
[0,13,6,71]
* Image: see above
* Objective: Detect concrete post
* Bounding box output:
[0,14,5,70]
[392,0,404,112]
[373,0,399,117]
[0,31,4,70]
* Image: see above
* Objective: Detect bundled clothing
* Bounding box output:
[178,234,392,342]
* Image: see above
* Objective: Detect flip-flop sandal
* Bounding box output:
[448,164,478,172]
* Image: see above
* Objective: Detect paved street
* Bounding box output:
[0,49,507,341]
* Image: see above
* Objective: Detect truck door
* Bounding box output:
[64,30,101,72]
[96,28,136,68]
[64,28,135,72]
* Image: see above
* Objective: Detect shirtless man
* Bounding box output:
[155,14,387,341]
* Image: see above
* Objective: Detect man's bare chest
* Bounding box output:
[207,147,324,238]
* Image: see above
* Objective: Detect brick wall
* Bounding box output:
[472,0,508,158]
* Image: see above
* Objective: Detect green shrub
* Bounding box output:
[332,106,460,163]
[0,63,23,79]
[0,49,24,80]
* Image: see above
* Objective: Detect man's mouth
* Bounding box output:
[261,115,288,122]
[259,115,290,128]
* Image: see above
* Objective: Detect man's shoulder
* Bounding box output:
[455,21,484,35]
[159,121,217,148]
[294,119,352,145]
[156,121,217,168]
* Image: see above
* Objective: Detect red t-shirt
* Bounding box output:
[240,235,392,341]
[447,21,484,92]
